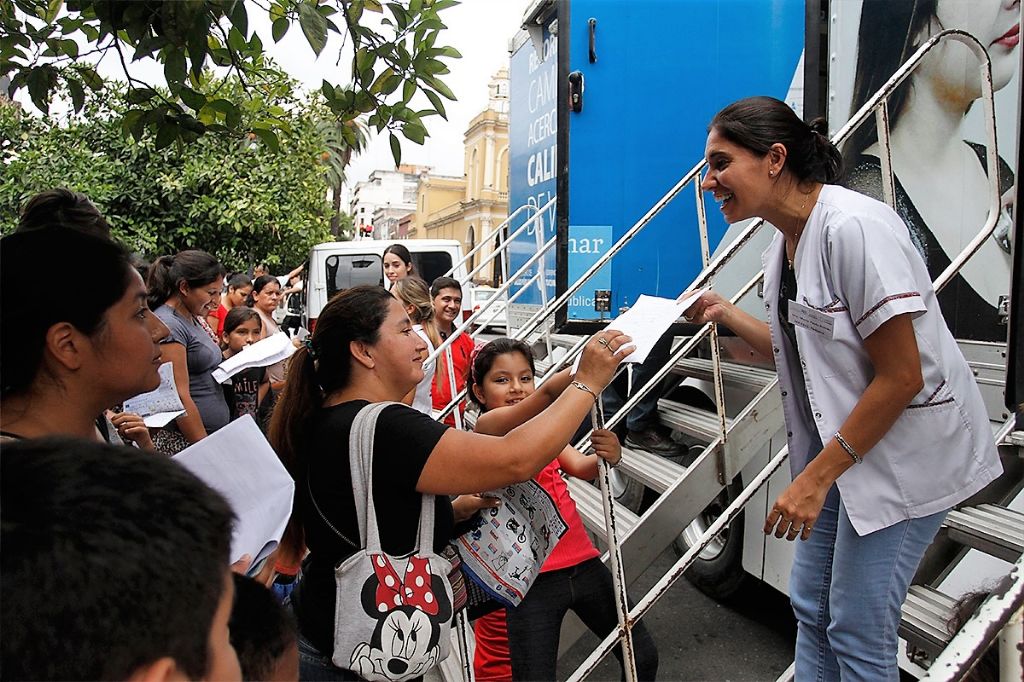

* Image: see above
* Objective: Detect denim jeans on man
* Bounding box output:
[505,557,659,681]
[790,484,947,681]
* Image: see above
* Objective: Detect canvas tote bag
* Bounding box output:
[310,401,454,681]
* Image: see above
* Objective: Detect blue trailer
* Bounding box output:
[506,0,806,330]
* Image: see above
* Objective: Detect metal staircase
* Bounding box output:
[433,28,1021,682]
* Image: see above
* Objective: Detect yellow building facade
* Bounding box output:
[411,70,509,285]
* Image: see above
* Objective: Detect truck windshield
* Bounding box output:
[410,252,453,285]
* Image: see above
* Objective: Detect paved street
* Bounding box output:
[558,548,797,681]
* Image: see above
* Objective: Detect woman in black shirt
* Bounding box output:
[269,285,631,680]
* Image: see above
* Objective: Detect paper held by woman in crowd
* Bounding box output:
[122,362,186,427]
[212,331,296,384]
[173,415,295,571]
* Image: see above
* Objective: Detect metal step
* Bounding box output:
[657,398,733,443]
[1006,430,1024,448]
[944,504,1024,563]
[548,333,585,350]
[565,477,639,545]
[616,446,687,494]
[671,357,775,392]
[900,585,957,656]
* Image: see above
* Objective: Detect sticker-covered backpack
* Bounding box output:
[309,402,454,681]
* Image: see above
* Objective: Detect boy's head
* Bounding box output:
[222,306,263,352]
[230,575,299,681]
[1,438,241,681]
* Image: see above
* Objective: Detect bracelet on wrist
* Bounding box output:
[834,430,862,465]
[571,380,599,403]
[608,454,622,468]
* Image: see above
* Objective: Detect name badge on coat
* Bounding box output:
[787,301,836,339]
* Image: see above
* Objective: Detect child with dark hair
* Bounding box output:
[466,338,659,681]
[1,438,241,681]
[221,307,271,424]
[230,575,299,681]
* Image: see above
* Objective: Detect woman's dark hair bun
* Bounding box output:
[808,117,829,136]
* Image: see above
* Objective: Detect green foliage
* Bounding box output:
[0,73,344,270]
[3,0,461,165]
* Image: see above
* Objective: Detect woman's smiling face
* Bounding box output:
[700,126,774,224]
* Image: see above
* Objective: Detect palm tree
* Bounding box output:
[318,117,368,239]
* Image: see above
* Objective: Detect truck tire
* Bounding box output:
[672,480,750,602]
[607,466,645,513]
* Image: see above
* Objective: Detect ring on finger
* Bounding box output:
[597,337,609,347]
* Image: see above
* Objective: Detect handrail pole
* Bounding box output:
[459,203,550,287]
[574,271,763,453]
[566,444,792,681]
[426,234,557,366]
[442,203,537,279]
[694,176,730,483]
[875,99,896,209]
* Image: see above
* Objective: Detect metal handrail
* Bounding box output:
[567,443,792,681]
[456,203,542,287]
[441,202,537,282]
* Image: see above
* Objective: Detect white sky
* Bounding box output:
[17,0,533,195]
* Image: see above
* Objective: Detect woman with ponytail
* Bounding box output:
[149,250,228,450]
[267,285,632,679]
[391,276,440,414]
[685,96,1000,680]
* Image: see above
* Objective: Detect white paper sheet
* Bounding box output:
[212,332,296,384]
[173,415,295,569]
[570,289,708,374]
[141,410,186,428]
[123,362,186,427]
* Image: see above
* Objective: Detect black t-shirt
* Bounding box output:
[224,366,265,421]
[293,400,451,655]
[778,254,822,452]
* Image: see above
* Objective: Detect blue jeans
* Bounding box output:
[505,557,659,681]
[600,331,673,433]
[789,485,947,681]
[297,634,363,681]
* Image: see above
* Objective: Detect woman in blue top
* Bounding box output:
[148,250,230,449]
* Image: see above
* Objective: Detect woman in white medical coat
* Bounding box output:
[685,96,1001,682]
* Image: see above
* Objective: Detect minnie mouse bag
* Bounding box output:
[310,402,454,681]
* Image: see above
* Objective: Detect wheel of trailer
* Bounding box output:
[606,465,645,513]
[673,479,750,602]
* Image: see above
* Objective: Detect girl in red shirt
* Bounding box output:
[467,338,659,681]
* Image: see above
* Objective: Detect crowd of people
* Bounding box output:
[0,88,1004,682]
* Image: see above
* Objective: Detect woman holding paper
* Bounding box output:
[268,285,631,679]
[149,250,230,450]
[686,96,1001,681]
[248,274,292,389]
[1,225,169,444]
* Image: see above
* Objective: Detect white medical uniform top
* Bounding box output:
[762,185,1001,535]
[411,324,436,415]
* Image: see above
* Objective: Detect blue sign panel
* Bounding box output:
[507,23,558,326]
[567,225,613,319]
